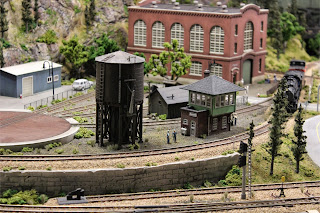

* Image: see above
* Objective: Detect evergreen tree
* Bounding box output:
[148,39,192,81]
[34,0,39,25]
[268,1,283,59]
[0,1,8,39]
[0,42,5,68]
[89,0,95,24]
[266,78,288,175]
[21,0,32,33]
[291,105,307,173]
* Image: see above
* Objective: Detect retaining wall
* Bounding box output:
[0,153,239,196]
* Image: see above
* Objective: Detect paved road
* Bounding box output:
[304,115,320,167]
[0,85,72,109]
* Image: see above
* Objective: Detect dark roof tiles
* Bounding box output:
[182,75,245,95]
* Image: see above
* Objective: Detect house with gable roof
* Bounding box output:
[181,75,245,137]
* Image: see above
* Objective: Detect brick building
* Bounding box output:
[128,2,268,84]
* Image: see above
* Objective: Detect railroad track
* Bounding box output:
[0,124,269,161]
[86,180,320,202]
[0,196,318,212]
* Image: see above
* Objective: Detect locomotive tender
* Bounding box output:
[284,60,306,113]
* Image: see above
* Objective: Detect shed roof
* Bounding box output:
[156,85,189,105]
[0,61,62,76]
[182,75,245,95]
[95,51,145,64]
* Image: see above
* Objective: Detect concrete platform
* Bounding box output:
[0,110,79,151]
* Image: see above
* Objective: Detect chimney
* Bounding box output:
[196,3,203,11]
[151,1,157,8]
[173,2,180,9]
[240,3,246,7]
[204,70,211,78]
[221,5,228,13]
[217,2,222,7]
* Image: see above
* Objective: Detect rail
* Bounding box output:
[23,89,89,110]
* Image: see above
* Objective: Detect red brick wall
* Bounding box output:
[128,4,268,83]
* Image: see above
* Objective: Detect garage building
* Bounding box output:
[0,61,62,98]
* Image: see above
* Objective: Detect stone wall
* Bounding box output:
[0,153,239,196]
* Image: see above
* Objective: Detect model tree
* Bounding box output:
[60,36,89,78]
[34,0,39,25]
[291,105,307,173]
[21,0,32,33]
[266,78,288,175]
[0,1,8,39]
[134,52,150,76]
[0,41,5,68]
[148,39,191,81]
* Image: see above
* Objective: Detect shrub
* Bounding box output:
[73,116,88,123]
[54,149,64,154]
[204,180,212,187]
[0,148,12,155]
[145,162,157,167]
[27,106,35,111]
[20,44,28,51]
[45,142,62,151]
[183,183,194,189]
[18,166,26,170]
[74,127,95,139]
[21,147,33,153]
[116,163,125,168]
[224,165,242,186]
[46,166,52,171]
[221,150,235,155]
[74,6,81,14]
[218,180,227,187]
[87,140,95,147]
[3,167,12,172]
[36,30,57,44]
[174,157,180,161]
[72,149,79,154]
[158,114,167,120]
[51,99,62,105]
[1,189,46,205]
[37,105,47,109]
[38,194,48,204]
[128,142,140,150]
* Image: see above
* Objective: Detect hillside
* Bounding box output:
[2,0,133,70]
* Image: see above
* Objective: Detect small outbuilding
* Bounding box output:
[149,85,189,119]
[0,61,62,98]
[181,75,245,137]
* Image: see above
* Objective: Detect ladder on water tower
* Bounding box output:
[96,69,104,146]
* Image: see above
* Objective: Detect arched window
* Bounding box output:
[210,26,224,54]
[134,20,146,47]
[152,21,165,48]
[190,24,203,52]
[244,22,253,50]
[171,23,184,48]
[190,61,202,76]
[210,64,222,77]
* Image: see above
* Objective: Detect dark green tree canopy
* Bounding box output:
[21,0,32,33]
[0,1,8,39]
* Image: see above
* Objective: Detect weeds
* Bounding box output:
[74,127,95,139]
[116,163,125,168]
[54,149,64,154]
[3,167,12,172]
[18,166,26,170]
[21,147,33,153]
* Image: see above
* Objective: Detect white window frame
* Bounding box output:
[244,22,253,51]
[190,61,202,76]
[212,118,218,131]
[210,64,222,77]
[54,75,59,82]
[134,20,146,47]
[190,24,203,52]
[210,26,224,54]
[171,23,184,48]
[222,116,227,129]
[183,119,188,125]
[152,21,165,49]
[47,76,52,83]
[191,92,196,104]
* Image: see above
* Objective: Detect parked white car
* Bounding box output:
[72,79,93,91]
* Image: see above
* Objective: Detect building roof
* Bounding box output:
[0,61,62,76]
[136,3,267,15]
[156,85,189,105]
[182,75,245,95]
[95,51,145,64]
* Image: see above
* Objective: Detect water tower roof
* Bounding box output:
[95,51,145,64]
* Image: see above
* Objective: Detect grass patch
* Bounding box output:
[0,189,48,205]
[74,127,95,139]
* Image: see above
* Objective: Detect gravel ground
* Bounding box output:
[46,187,320,212]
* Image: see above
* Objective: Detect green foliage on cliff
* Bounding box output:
[36,30,57,44]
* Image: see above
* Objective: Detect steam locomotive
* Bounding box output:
[284,60,306,113]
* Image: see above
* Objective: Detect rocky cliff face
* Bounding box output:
[3,0,133,67]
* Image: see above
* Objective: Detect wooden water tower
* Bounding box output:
[95,51,145,147]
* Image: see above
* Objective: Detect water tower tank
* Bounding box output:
[95,51,145,105]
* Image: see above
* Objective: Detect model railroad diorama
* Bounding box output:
[0,49,318,212]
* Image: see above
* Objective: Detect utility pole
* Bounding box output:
[238,141,248,200]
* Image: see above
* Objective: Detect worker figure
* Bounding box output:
[274,74,277,82]
[167,130,170,144]
[172,130,177,143]
[234,113,238,126]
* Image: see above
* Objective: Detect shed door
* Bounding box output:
[243,60,252,84]
[22,76,33,97]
